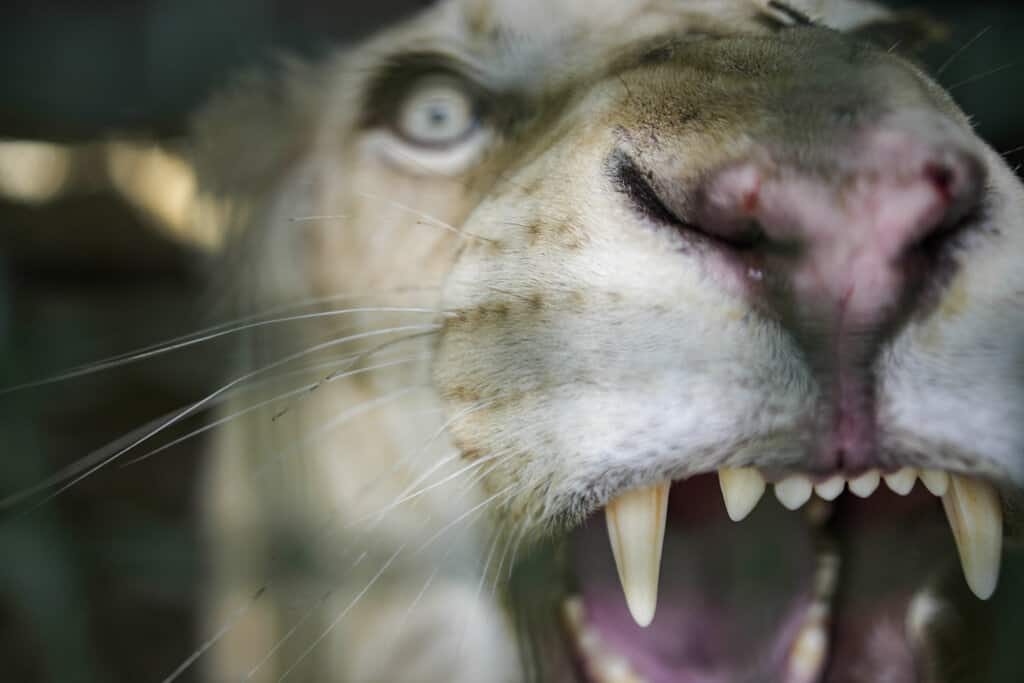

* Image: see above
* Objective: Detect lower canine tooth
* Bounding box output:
[848,470,881,498]
[787,604,830,683]
[941,475,1002,600]
[718,468,766,521]
[605,482,670,627]
[775,476,813,510]
[884,468,917,495]
[921,469,950,497]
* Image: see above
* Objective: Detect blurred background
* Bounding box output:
[0,1,1020,681]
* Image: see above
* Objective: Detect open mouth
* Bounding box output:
[562,470,1003,683]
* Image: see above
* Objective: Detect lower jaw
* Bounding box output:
[553,475,999,683]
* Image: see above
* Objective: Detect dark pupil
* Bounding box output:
[428,105,449,128]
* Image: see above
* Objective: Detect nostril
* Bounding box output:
[911,149,986,253]
[924,161,955,204]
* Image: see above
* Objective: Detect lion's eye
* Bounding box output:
[395,76,478,148]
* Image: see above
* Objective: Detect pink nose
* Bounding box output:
[695,124,985,328]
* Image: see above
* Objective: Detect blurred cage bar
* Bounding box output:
[0,1,1021,681]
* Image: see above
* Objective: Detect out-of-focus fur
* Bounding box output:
[194,1,1024,681]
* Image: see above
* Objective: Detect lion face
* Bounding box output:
[197,1,1024,681]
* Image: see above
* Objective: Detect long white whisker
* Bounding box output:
[121,355,430,467]
[278,543,408,682]
[250,386,428,481]
[278,480,515,680]
[457,530,502,659]
[0,307,443,395]
[414,484,516,555]
[289,213,348,222]
[340,397,504,520]
[948,62,1018,90]
[354,190,498,244]
[353,450,507,529]
[1,324,441,512]
[160,585,269,683]
[938,26,991,76]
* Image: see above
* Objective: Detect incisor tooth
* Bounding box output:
[921,469,950,497]
[775,476,813,510]
[814,476,845,501]
[941,475,1002,600]
[605,482,670,627]
[718,468,766,521]
[848,470,881,498]
[884,468,917,496]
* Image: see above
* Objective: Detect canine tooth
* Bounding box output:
[605,482,670,627]
[592,654,646,683]
[941,475,1002,600]
[787,603,830,683]
[848,470,881,498]
[562,596,586,633]
[905,588,946,644]
[718,468,766,521]
[884,468,917,495]
[775,476,813,510]
[814,476,845,501]
[920,469,950,497]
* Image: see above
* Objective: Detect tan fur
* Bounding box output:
[195,1,1024,681]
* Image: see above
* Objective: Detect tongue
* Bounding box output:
[823,491,958,683]
[570,476,962,683]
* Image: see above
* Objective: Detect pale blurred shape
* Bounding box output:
[0,140,71,203]
[106,142,223,250]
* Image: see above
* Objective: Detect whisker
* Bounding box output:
[353,449,508,530]
[1,324,441,513]
[298,395,502,526]
[250,385,428,481]
[277,542,409,682]
[160,586,269,683]
[243,586,335,680]
[289,213,348,222]
[948,62,1018,91]
[491,531,517,599]
[0,306,444,395]
[354,190,498,245]
[938,26,992,76]
[277,483,516,681]
[413,484,517,555]
[457,530,502,660]
[120,355,430,467]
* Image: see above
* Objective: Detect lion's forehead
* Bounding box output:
[454,0,886,37]
[400,0,889,92]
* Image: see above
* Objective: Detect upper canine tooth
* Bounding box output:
[920,469,950,497]
[941,475,1002,600]
[883,468,917,496]
[775,476,813,510]
[814,476,845,501]
[605,482,670,627]
[848,470,881,498]
[719,468,766,522]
